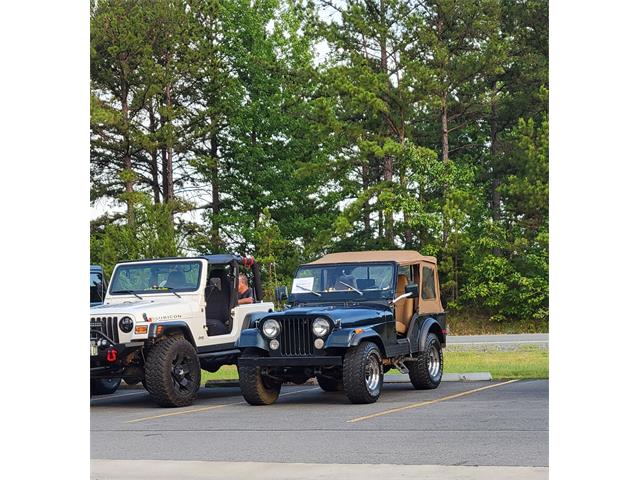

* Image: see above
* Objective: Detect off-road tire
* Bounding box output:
[343,341,383,404]
[90,377,121,395]
[317,375,344,392]
[408,333,443,390]
[238,349,282,405]
[144,335,201,407]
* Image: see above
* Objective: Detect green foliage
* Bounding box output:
[91,197,178,275]
[90,0,549,328]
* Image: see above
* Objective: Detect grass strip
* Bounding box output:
[200,346,548,384]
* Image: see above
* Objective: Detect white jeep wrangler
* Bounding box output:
[90,254,274,407]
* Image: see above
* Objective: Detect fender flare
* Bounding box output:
[242,311,270,330]
[148,321,196,346]
[236,328,268,352]
[417,317,445,352]
[325,328,386,356]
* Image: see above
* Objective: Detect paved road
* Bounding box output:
[91,379,548,469]
[448,334,548,348]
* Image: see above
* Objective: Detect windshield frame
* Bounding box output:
[108,259,205,297]
[289,261,398,303]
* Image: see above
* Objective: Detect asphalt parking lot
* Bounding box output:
[91,379,548,469]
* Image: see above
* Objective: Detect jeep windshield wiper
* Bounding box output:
[296,285,322,297]
[339,281,363,296]
[162,286,182,298]
[112,290,143,300]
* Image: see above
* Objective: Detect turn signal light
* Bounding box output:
[354,328,364,334]
[135,325,148,334]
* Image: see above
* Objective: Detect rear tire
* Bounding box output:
[90,377,121,395]
[317,375,343,392]
[408,333,443,390]
[343,341,383,404]
[144,335,201,407]
[238,349,282,405]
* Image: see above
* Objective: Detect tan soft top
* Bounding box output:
[307,250,437,266]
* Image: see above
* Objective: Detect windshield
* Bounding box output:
[292,263,395,300]
[110,261,202,295]
[90,272,104,303]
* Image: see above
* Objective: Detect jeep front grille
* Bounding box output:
[279,316,315,356]
[90,316,119,343]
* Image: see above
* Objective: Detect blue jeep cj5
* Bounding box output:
[236,250,447,405]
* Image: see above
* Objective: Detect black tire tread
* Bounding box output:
[343,341,383,404]
[316,375,344,392]
[408,333,443,390]
[144,335,201,407]
[90,377,121,395]
[238,351,281,405]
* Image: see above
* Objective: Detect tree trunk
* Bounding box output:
[441,92,450,246]
[379,0,394,245]
[162,84,174,205]
[383,153,394,245]
[210,131,222,250]
[490,90,501,222]
[490,87,501,256]
[440,95,449,164]
[362,160,371,236]
[400,164,413,247]
[121,86,134,227]
[148,102,161,204]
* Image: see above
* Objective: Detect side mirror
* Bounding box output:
[405,283,419,298]
[275,286,288,302]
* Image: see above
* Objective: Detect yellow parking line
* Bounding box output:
[126,386,320,424]
[347,379,519,424]
[127,402,241,423]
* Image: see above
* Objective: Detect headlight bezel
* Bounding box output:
[119,316,134,333]
[312,317,331,337]
[262,319,281,339]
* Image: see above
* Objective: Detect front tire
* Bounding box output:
[90,377,121,395]
[343,341,383,404]
[408,333,443,390]
[238,349,282,405]
[144,335,201,407]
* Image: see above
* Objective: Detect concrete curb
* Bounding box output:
[204,372,492,388]
[91,459,549,480]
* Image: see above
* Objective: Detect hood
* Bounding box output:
[269,304,391,326]
[90,297,194,322]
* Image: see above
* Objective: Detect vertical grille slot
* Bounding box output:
[90,316,120,344]
[279,316,314,356]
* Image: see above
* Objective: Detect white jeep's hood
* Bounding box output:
[90,296,197,322]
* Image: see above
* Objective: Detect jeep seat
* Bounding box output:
[205,269,232,336]
[394,274,413,334]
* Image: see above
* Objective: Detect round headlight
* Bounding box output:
[262,319,281,339]
[119,316,133,333]
[313,318,331,337]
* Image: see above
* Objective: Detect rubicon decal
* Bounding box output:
[154,314,183,321]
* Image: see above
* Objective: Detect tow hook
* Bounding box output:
[106,349,118,362]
